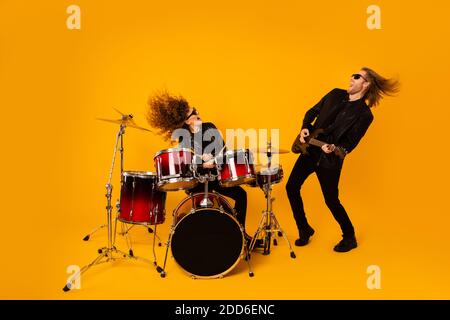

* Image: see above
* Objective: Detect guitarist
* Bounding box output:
[286,68,399,252]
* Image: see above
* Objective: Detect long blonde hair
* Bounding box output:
[362,67,400,108]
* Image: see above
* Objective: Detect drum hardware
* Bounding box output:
[159,192,254,279]
[117,223,162,246]
[193,163,218,208]
[83,110,156,241]
[63,110,156,292]
[96,107,153,132]
[250,147,290,154]
[249,140,296,259]
[199,176,213,207]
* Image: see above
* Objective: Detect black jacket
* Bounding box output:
[179,122,225,175]
[301,88,374,168]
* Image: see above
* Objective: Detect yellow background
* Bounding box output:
[1,0,449,299]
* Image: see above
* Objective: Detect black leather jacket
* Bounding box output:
[301,88,374,169]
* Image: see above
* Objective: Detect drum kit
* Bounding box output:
[63,109,295,291]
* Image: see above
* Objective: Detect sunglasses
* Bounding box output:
[186,108,199,120]
[352,73,368,81]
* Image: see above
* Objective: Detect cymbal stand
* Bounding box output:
[250,140,296,259]
[63,123,151,292]
[82,115,154,242]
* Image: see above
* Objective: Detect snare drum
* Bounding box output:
[217,149,256,187]
[154,148,198,191]
[119,171,166,225]
[171,192,244,278]
[255,165,284,187]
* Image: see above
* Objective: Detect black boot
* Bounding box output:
[334,235,357,252]
[294,225,315,246]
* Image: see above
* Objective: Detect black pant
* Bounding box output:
[285,155,355,238]
[189,181,248,229]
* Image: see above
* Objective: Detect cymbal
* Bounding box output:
[96,117,153,132]
[251,147,290,154]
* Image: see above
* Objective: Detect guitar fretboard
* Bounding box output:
[309,138,326,148]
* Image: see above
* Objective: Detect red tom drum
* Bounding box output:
[154,148,198,191]
[119,171,166,225]
[217,149,256,187]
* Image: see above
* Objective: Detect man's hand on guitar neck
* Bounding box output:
[299,128,310,143]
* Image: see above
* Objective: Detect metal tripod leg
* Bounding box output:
[152,224,160,269]
[82,224,107,241]
[63,246,132,291]
[121,222,135,257]
[152,211,164,274]
[263,210,272,255]
[118,223,162,246]
[160,231,173,278]
[270,212,296,259]
[119,223,135,236]
[159,210,178,278]
[242,232,255,277]
[149,226,162,246]
[83,201,120,242]
[250,210,269,252]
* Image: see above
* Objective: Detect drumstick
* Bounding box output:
[215,144,227,158]
[193,144,226,163]
[211,144,227,166]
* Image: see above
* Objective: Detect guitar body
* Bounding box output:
[293,128,325,155]
[292,128,346,160]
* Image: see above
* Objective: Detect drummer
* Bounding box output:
[147,91,261,246]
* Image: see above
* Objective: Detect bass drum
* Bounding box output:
[171,192,244,278]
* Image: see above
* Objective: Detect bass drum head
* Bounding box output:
[171,209,244,278]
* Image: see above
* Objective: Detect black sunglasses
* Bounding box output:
[352,73,368,81]
[186,108,199,120]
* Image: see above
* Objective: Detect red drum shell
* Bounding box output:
[217,149,255,187]
[119,171,166,225]
[154,148,198,191]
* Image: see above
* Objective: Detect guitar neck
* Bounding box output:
[309,138,326,148]
[308,137,345,159]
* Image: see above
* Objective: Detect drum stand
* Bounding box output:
[118,222,163,249]
[63,122,152,292]
[83,221,155,241]
[117,203,164,270]
[250,141,296,258]
[82,115,155,242]
[159,172,254,278]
